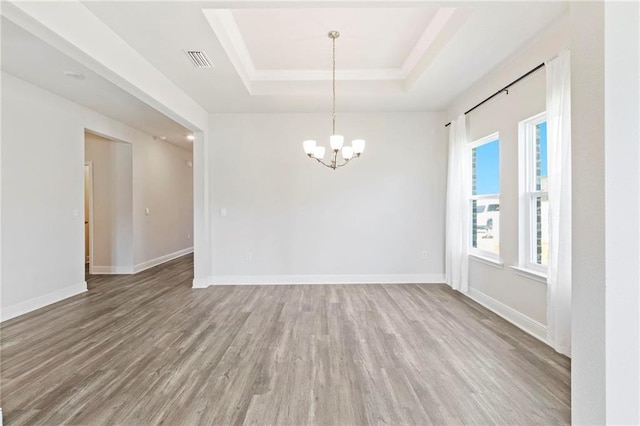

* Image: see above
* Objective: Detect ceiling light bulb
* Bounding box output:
[187,135,195,141]
[352,139,365,154]
[303,140,317,155]
[342,146,354,160]
[330,135,344,151]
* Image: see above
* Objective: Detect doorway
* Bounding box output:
[84,131,134,274]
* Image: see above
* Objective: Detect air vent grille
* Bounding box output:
[185,50,213,68]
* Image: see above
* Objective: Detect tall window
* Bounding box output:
[519,113,548,272]
[470,133,500,259]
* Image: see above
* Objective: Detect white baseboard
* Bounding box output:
[466,287,548,343]
[1,281,87,322]
[192,276,213,288]
[192,273,445,287]
[92,247,194,275]
[91,265,133,274]
[134,247,193,273]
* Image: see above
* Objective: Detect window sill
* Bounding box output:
[469,253,504,269]
[510,266,547,284]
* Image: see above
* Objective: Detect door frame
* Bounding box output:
[85,161,94,274]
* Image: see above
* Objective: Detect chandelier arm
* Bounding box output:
[309,152,362,169]
[335,153,362,168]
[335,158,355,168]
[314,158,338,169]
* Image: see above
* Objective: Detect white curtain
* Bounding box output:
[445,115,471,292]
[546,50,572,356]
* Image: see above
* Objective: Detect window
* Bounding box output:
[519,113,548,273]
[469,133,500,259]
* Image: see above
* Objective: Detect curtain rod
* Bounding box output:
[444,62,545,127]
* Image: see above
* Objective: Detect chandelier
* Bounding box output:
[303,31,365,169]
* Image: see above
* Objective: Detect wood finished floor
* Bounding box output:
[1,254,570,425]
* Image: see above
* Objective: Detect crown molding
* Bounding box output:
[203,6,467,94]
[401,7,457,76]
[203,9,255,91]
[252,69,405,81]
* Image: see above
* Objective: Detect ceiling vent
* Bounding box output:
[185,50,214,68]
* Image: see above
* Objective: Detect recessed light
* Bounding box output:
[159,136,167,141]
[187,135,195,141]
[63,71,85,80]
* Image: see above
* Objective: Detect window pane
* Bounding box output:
[535,196,549,266]
[472,139,500,196]
[536,122,548,191]
[472,198,500,255]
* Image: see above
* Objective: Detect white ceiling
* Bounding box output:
[1,1,569,137]
[231,8,438,70]
[82,1,569,113]
[0,17,194,150]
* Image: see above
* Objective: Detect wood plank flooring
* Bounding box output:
[1,254,570,425]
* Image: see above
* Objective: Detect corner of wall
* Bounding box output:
[192,276,212,289]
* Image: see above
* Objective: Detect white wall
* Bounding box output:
[570,3,606,423]
[205,112,446,284]
[192,131,213,287]
[1,72,193,321]
[2,73,86,320]
[604,1,640,424]
[444,19,569,339]
[131,131,193,270]
[85,132,133,273]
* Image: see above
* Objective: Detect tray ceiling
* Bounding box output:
[204,7,467,94]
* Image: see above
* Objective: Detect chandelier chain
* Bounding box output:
[332,34,336,135]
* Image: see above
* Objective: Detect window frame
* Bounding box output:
[518,112,548,275]
[469,132,501,261]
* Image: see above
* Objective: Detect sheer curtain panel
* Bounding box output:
[546,50,572,356]
[445,115,471,292]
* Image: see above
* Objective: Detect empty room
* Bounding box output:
[1,1,638,425]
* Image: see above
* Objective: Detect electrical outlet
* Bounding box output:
[245,252,252,262]
[420,251,428,260]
